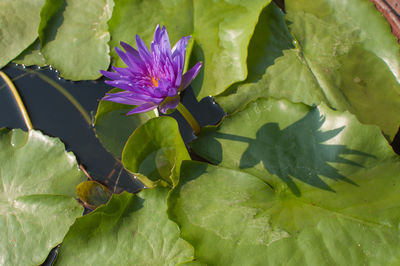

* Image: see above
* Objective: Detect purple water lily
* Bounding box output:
[100,25,202,115]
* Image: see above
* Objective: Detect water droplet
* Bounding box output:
[10,130,28,149]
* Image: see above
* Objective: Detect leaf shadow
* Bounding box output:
[213,107,375,196]
[217,2,294,97]
[189,42,205,98]
[39,0,66,45]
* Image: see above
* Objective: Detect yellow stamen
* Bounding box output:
[151,76,159,87]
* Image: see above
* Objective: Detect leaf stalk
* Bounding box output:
[176,102,200,135]
[0,71,33,131]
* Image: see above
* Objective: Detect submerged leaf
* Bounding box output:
[0,129,84,265]
[76,181,112,209]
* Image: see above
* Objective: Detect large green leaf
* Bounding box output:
[216,0,400,139]
[169,158,400,265]
[122,117,190,188]
[0,129,84,265]
[172,98,400,264]
[0,0,45,68]
[108,0,269,99]
[39,0,113,80]
[94,88,157,158]
[57,187,195,265]
[192,98,396,195]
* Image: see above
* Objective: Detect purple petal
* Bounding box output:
[104,80,158,100]
[115,47,133,67]
[151,27,173,77]
[159,26,172,58]
[102,92,148,106]
[152,25,162,44]
[159,95,180,114]
[167,87,178,97]
[120,42,147,73]
[111,66,135,77]
[179,61,202,91]
[155,79,175,98]
[172,36,191,60]
[173,53,183,88]
[126,102,158,115]
[151,87,165,98]
[120,41,140,58]
[100,70,121,80]
[135,35,152,68]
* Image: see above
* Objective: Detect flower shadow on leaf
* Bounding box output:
[213,107,375,196]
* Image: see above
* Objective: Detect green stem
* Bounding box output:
[176,102,200,135]
[0,71,33,131]
[23,69,92,126]
[0,72,30,91]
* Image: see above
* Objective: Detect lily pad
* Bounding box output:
[94,88,157,158]
[57,187,195,265]
[0,129,84,265]
[216,0,400,139]
[192,98,395,196]
[107,0,270,99]
[39,0,113,80]
[169,158,400,265]
[122,117,190,188]
[0,0,45,68]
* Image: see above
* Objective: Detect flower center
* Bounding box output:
[151,76,159,87]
